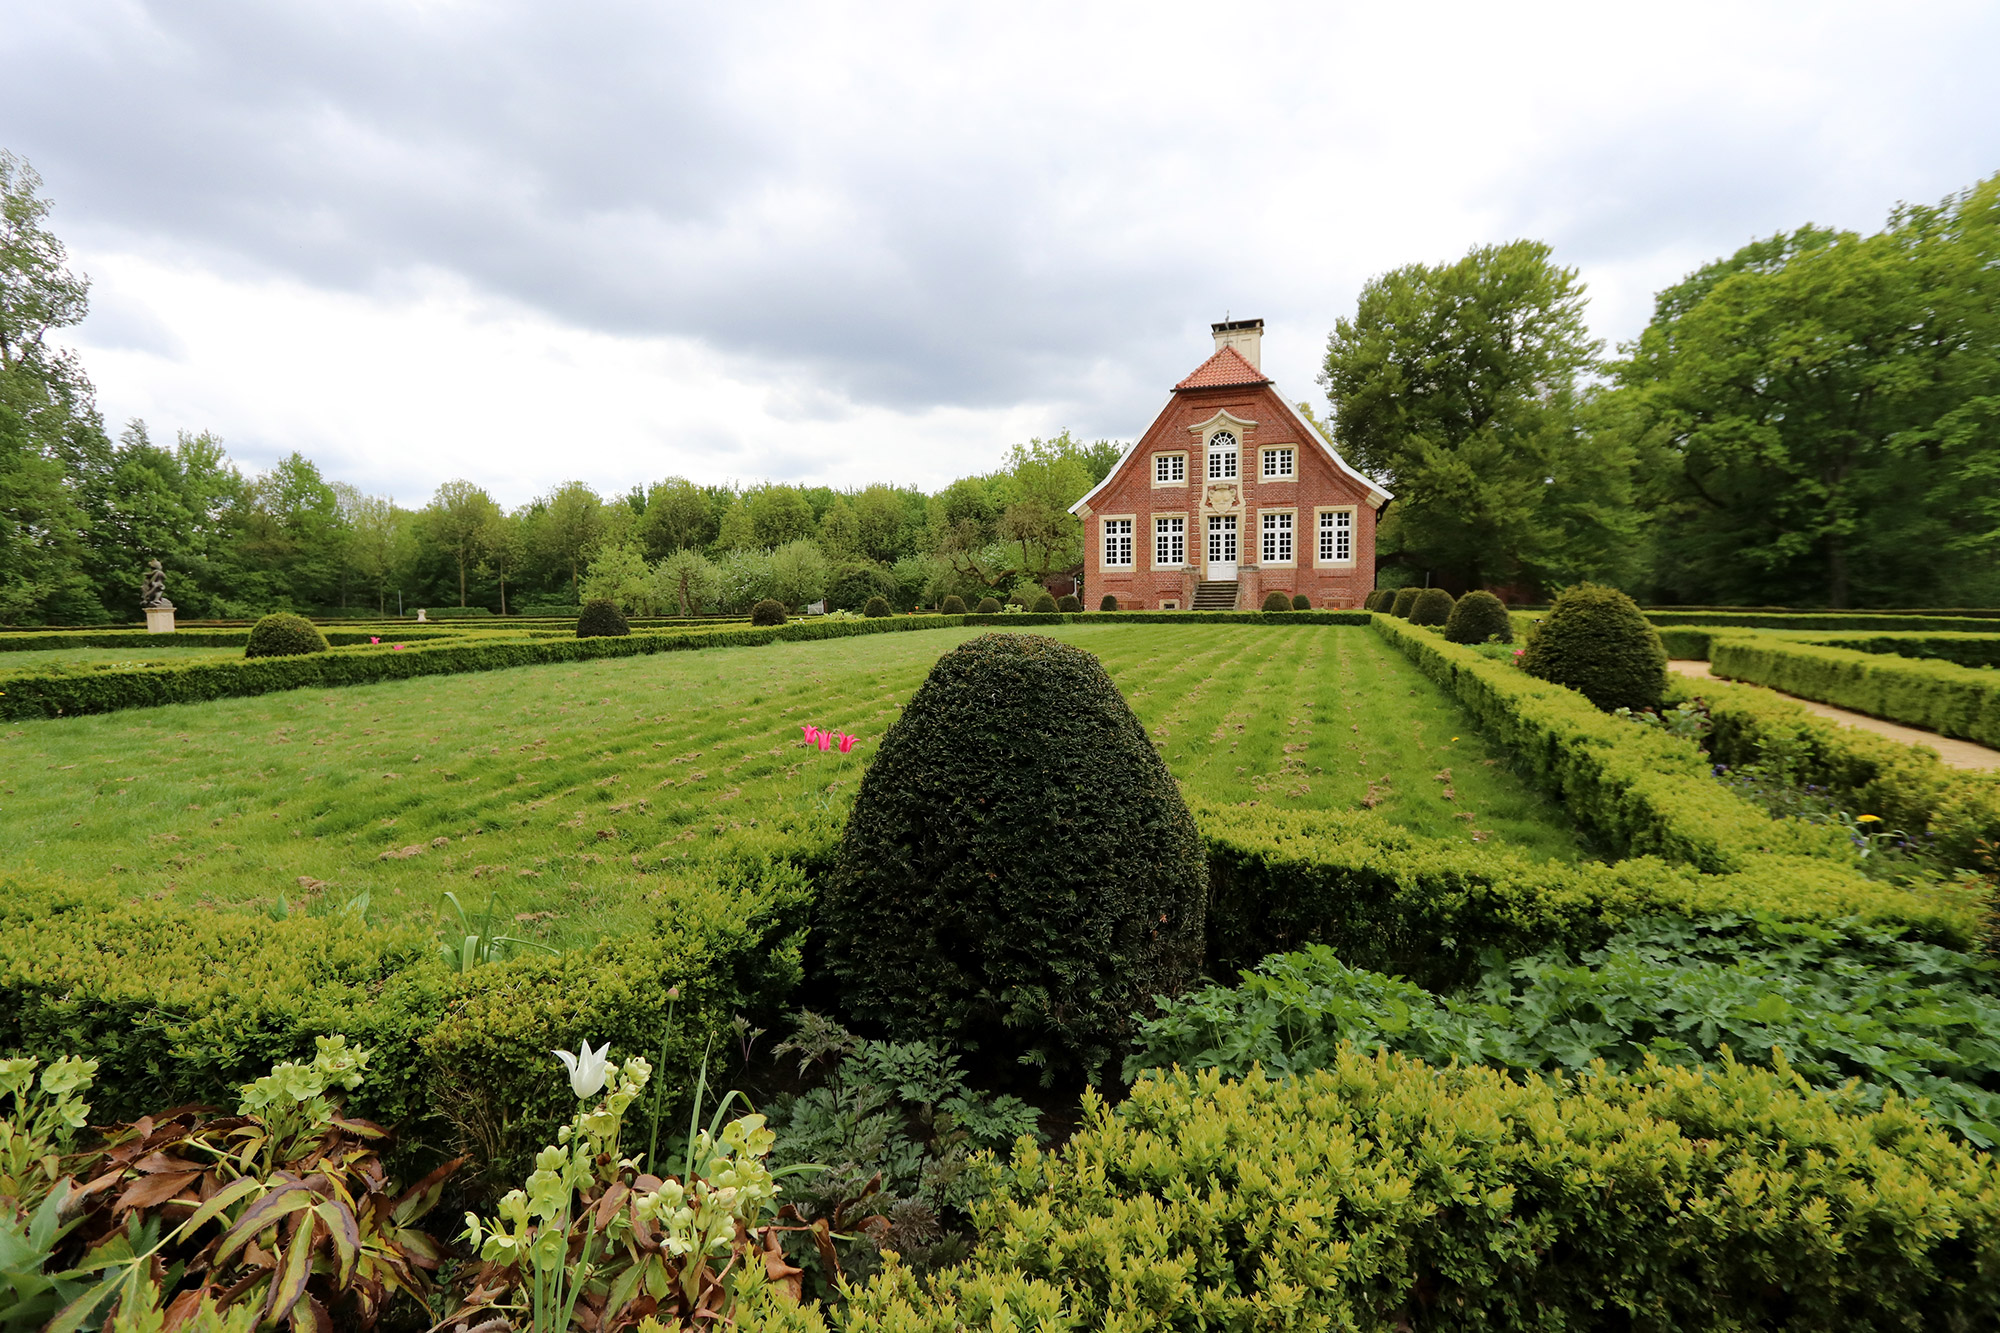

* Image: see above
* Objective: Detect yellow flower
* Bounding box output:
[1856,814,1881,824]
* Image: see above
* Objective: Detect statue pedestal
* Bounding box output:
[145,607,177,633]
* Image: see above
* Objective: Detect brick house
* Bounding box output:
[1070,320,1390,610]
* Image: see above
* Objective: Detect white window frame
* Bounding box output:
[1205,430,1240,481]
[1315,506,1356,566]
[1259,509,1296,566]
[1153,514,1186,568]
[1260,446,1296,480]
[1152,451,1188,486]
[1206,513,1239,566]
[1101,515,1135,569]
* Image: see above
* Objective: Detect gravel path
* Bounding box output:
[1670,659,2000,771]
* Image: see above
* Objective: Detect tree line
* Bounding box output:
[4,147,1996,621]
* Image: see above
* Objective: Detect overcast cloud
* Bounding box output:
[5,0,1997,504]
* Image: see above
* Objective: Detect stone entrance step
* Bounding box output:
[1192,581,1239,611]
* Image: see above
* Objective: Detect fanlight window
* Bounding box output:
[1206,431,1239,480]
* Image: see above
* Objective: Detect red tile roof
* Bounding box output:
[1174,345,1270,390]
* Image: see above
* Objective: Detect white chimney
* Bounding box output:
[1211,317,1263,369]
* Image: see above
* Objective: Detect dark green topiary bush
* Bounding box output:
[975,597,1001,614]
[941,595,967,615]
[1030,591,1059,613]
[1367,589,1394,613]
[1261,590,1291,612]
[1292,594,1311,610]
[862,596,892,618]
[575,599,630,638]
[1446,589,1513,644]
[1409,588,1456,626]
[750,599,788,627]
[1522,583,1668,712]
[243,613,328,658]
[1099,595,1118,612]
[1389,587,1422,619]
[821,634,1208,1081]
[1057,594,1083,613]
[827,563,900,613]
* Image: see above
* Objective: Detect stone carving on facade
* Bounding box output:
[1201,482,1242,514]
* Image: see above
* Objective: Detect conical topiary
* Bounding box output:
[819,633,1208,1081]
[1409,588,1456,626]
[1389,587,1422,619]
[1445,590,1513,644]
[1521,583,1667,712]
[244,613,329,658]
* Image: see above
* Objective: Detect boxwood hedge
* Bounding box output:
[1711,635,2000,748]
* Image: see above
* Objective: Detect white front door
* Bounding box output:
[1206,514,1238,580]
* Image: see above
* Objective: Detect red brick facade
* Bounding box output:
[1070,329,1389,610]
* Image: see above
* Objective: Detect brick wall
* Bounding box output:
[1078,383,1380,609]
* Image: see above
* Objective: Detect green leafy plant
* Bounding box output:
[438,891,561,972]
[1407,587,1456,626]
[820,633,1208,1081]
[1521,582,1667,711]
[576,599,631,639]
[242,614,327,660]
[49,1036,461,1332]
[0,1054,96,1219]
[1444,589,1512,644]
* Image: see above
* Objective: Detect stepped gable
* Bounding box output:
[1174,345,1270,390]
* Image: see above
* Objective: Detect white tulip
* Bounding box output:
[553,1040,612,1099]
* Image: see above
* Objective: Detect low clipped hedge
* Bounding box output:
[0,616,969,721]
[1803,631,2000,669]
[0,629,468,651]
[1368,618,1976,896]
[1678,674,2000,873]
[1195,800,1977,979]
[1648,610,2000,633]
[1712,635,2000,748]
[960,611,1372,627]
[842,1056,2000,1331]
[0,863,811,1191]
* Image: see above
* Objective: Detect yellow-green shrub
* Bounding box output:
[837,1054,2000,1332]
[1712,635,2000,747]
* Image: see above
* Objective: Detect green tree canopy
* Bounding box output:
[1602,174,2000,607]
[424,479,501,607]
[1321,240,1631,592]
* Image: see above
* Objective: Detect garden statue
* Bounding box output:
[141,559,173,610]
[142,558,177,632]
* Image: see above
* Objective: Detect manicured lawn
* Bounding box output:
[0,624,1581,942]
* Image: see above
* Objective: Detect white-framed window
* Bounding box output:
[1316,507,1355,564]
[1207,513,1238,564]
[1261,447,1295,479]
[1206,431,1239,480]
[1154,516,1185,567]
[1260,510,1295,564]
[1102,517,1134,568]
[1153,452,1187,485]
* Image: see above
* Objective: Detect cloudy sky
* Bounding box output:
[6,0,1998,506]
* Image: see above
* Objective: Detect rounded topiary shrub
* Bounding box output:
[1445,589,1513,645]
[863,596,892,618]
[1365,589,1392,613]
[1057,594,1082,613]
[941,594,967,615]
[244,613,329,658]
[575,599,630,638]
[1408,588,1456,626]
[1261,590,1291,612]
[1389,587,1422,618]
[975,596,1001,614]
[1521,583,1668,712]
[1030,591,1059,614]
[1099,594,1118,612]
[750,599,788,627]
[1292,593,1311,610]
[821,633,1208,1081]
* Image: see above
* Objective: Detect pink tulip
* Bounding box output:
[838,734,856,754]
[818,734,833,752]
[393,644,406,651]
[801,723,816,743]
[370,636,380,644]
